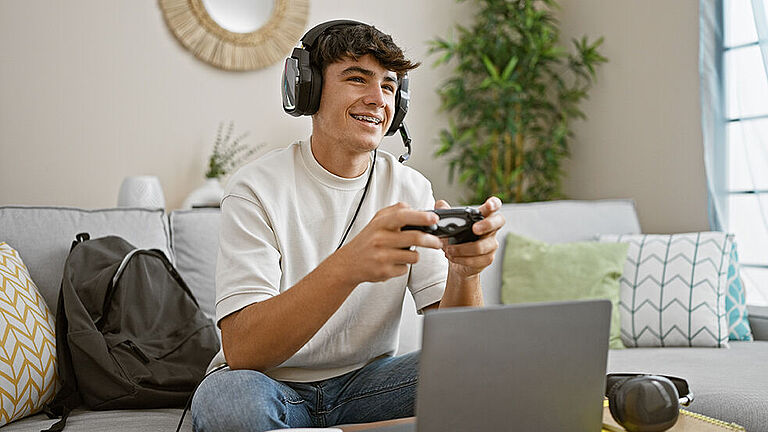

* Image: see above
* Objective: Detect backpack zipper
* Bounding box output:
[125,340,151,364]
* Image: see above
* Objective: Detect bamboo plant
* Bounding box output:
[430,0,607,203]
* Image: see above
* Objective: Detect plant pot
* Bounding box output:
[182,178,224,209]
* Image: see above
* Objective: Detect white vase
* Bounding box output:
[117,176,165,209]
[182,178,224,209]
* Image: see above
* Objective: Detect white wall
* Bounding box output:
[0,0,474,210]
[0,0,708,233]
[558,1,709,233]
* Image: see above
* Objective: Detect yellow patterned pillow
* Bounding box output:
[0,243,58,426]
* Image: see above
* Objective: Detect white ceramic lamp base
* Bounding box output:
[117,176,166,209]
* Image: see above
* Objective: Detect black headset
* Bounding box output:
[281,19,412,163]
[606,374,693,432]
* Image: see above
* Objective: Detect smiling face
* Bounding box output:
[310,54,398,172]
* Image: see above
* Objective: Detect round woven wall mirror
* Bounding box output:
[159,0,309,71]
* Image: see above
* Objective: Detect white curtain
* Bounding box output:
[701,0,768,305]
[700,0,726,231]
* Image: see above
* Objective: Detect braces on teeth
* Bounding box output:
[351,114,381,124]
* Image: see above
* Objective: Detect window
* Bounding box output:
[722,0,768,305]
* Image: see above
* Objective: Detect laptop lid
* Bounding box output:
[415,299,611,432]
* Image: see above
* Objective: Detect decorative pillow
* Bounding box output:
[598,233,731,348]
[0,243,58,426]
[726,242,753,341]
[501,233,628,349]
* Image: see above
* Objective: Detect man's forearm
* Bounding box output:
[439,267,484,308]
[220,253,357,371]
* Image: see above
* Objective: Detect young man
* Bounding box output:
[191,22,505,432]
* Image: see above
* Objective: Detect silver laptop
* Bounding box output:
[370,299,611,432]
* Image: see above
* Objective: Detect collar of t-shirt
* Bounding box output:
[301,139,373,191]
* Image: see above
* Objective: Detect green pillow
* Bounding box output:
[501,233,628,349]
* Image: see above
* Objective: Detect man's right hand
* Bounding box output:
[332,202,443,284]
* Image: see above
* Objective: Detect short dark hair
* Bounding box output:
[310,23,420,79]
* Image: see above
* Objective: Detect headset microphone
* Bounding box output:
[398,123,412,163]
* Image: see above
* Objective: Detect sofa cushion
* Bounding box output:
[0,408,192,432]
[501,233,628,349]
[726,242,753,341]
[169,209,221,321]
[607,341,768,431]
[599,232,732,348]
[0,206,171,311]
[0,243,58,426]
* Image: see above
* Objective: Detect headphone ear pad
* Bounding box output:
[607,376,632,426]
[386,74,410,136]
[608,376,680,432]
[305,63,324,115]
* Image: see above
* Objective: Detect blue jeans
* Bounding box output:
[191,351,419,432]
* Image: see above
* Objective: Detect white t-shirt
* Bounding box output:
[209,139,448,382]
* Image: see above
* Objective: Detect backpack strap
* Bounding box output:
[40,278,81,432]
[40,234,91,432]
[70,233,90,251]
[40,408,74,432]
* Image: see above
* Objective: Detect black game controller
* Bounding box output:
[402,207,484,244]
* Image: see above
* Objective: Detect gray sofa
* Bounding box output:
[1,200,766,431]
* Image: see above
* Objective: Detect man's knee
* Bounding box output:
[191,369,292,432]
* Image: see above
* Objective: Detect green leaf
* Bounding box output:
[479,77,494,89]
[500,56,519,81]
[433,51,454,67]
[482,55,500,80]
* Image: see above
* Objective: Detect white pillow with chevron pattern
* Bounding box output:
[0,243,58,426]
[597,232,732,348]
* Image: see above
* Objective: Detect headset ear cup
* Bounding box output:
[608,376,681,432]
[306,63,323,115]
[282,54,300,116]
[284,47,314,116]
[607,377,632,426]
[386,73,410,136]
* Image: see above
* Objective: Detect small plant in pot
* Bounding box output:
[430,0,607,203]
[183,121,263,208]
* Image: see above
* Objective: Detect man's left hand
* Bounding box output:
[435,196,505,278]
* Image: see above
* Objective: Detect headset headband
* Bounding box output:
[300,19,366,49]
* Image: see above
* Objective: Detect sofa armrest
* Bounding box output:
[748,305,768,341]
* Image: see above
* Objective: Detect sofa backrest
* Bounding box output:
[169,208,220,321]
[0,206,171,311]
[1,200,642,354]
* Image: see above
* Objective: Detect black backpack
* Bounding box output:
[44,233,220,431]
